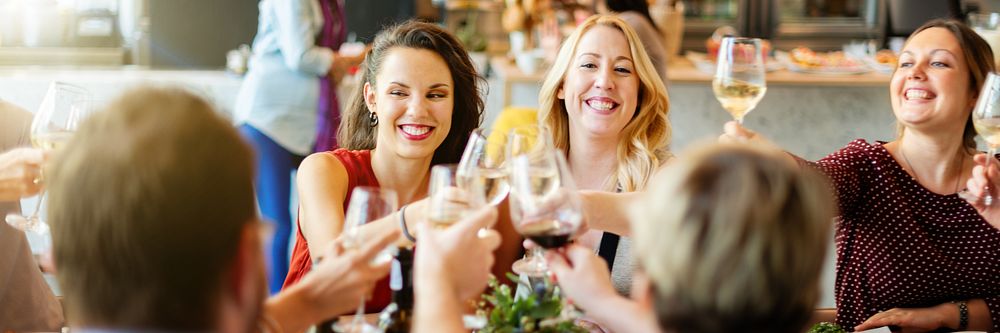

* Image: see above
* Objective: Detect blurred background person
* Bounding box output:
[234,0,365,294]
[549,143,834,333]
[596,0,669,85]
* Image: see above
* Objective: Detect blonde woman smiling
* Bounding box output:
[537,13,670,294]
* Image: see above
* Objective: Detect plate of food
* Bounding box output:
[685,51,784,74]
[861,49,899,73]
[777,47,873,75]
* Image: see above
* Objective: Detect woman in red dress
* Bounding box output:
[282,20,485,313]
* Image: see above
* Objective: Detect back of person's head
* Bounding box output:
[539,13,671,192]
[632,143,833,333]
[338,19,484,165]
[48,87,257,329]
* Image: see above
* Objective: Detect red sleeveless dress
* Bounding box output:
[282,149,391,313]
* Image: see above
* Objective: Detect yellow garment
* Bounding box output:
[487,107,538,159]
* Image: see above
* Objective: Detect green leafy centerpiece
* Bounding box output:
[477,274,589,333]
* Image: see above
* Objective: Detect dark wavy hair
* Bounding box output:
[603,0,657,30]
[337,20,485,165]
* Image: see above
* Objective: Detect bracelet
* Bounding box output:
[399,204,416,242]
[952,300,969,331]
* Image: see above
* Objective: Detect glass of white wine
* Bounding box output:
[971,72,1000,205]
[427,164,486,229]
[333,186,398,333]
[505,125,556,277]
[713,37,767,124]
[457,129,510,206]
[6,82,92,237]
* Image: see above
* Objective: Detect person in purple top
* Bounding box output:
[724,19,1000,332]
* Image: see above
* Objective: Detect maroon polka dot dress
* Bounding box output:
[808,139,1000,330]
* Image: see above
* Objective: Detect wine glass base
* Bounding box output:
[333,321,382,333]
[6,213,28,230]
[511,257,548,277]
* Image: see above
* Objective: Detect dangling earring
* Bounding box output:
[368,111,378,127]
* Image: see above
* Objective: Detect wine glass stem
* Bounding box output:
[27,189,45,221]
[351,296,366,326]
[988,148,996,206]
[531,247,545,262]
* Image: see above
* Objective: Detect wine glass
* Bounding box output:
[508,149,581,253]
[457,129,509,206]
[6,82,92,239]
[334,186,398,333]
[427,164,486,229]
[713,37,767,124]
[971,72,1000,206]
[506,125,555,276]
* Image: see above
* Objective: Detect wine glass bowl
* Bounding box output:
[508,150,582,250]
[713,37,767,124]
[427,164,486,229]
[457,129,510,206]
[971,72,1000,205]
[6,82,92,235]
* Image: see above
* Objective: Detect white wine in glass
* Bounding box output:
[6,82,92,235]
[713,37,767,124]
[457,129,510,206]
[972,72,1000,205]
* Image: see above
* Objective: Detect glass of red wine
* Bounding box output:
[508,148,582,268]
[506,125,557,276]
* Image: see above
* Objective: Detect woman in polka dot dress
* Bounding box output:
[724,20,1000,332]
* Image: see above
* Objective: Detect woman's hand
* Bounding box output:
[719,120,766,144]
[414,206,501,302]
[545,244,618,312]
[964,153,1000,230]
[0,148,47,201]
[855,304,955,333]
[298,227,399,317]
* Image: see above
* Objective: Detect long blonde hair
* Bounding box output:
[538,14,671,192]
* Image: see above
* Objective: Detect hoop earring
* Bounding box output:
[369,111,378,127]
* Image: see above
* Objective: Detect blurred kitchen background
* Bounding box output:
[0,0,998,68]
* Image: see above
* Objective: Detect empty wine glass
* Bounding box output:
[970,72,1000,205]
[713,37,767,124]
[457,129,510,206]
[6,82,92,239]
[427,164,486,229]
[334,186,398,333]
[506,125,555,276]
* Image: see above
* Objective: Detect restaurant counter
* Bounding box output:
[0,66,243,118]
[488,56,896,161]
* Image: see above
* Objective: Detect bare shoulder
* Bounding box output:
[298,152,348,188]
